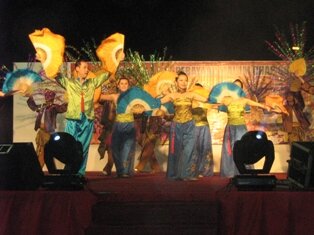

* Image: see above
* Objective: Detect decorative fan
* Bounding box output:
[96,33,125,74]
[29,28,65,78]
[189,85,210,99]
[208,82,246,103]
[2,69,43,96]
[144,71,177,98]
[289,58,306,77]
[116,86,160,114]
[265,94,289,115]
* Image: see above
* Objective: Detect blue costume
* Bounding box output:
[192,106,214,177]
[220,102,247,177]
[167,97,196,180]
[111,113,136,177]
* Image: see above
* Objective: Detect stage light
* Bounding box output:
[292,46,300,51]
[233,130,274,174]
[53,134,61,141]
[44,132,83,175]
[232,130,276,190]
[256,132,262,139]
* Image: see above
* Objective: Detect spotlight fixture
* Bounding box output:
[232,130,276,190]
[43,132,85,190]
[44,132,83,175]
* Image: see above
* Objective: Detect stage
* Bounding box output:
[1,172,314,235]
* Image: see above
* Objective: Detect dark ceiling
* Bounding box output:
[1,0,314,68]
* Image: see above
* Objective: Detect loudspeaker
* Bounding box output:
[0,142,44,190]
[288,142,314,189]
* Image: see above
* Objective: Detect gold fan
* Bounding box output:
[289,58,306,77]
[29,28,65,78]
[265,94,289,115]
[144,71,177,98]
[189,84,210,98]
[96,33,125,74]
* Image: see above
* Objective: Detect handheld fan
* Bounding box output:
[29,28,65,78]
[2,69,43,95]
[96,33,125,74]
[116,86,160,114]
[144,71,176,98]
[208,82,246,103]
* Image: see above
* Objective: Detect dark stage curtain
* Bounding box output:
[217,191,314,235]
[0,191,97,235]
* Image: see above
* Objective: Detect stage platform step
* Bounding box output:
[86,201,218,235]
[86,224,217,235]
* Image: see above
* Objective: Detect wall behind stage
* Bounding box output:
[13,61,304,173]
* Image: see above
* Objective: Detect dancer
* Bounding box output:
[219,95,271,178]
[159,71,210,181]
[27,89,67,168]
[191,84,214,177]
[135,109,165,173]
[54,58,121,176]
[100,77,136,178]
[97,99,116,175]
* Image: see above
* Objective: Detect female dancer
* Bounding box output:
[159,71,209,181]
[100,77,135,178]
[191,84,214,177]
[219,95,270,177]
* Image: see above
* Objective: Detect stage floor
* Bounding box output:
[86,171,232,202]
[85,171,289,199]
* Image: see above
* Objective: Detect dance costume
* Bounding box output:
[220,102,247,177]
[55,72,109,175]
[167,97,196,180]
[192,106,214,177]
[111,113,136,177]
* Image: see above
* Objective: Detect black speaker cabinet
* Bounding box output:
[0,143,44,190]
[288,142,314,189]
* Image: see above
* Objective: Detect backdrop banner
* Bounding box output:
[13,61,314,145]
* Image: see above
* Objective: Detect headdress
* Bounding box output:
[44,89,56,101]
